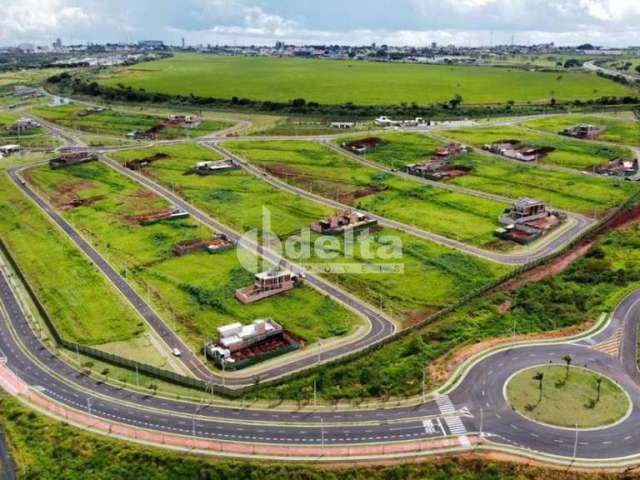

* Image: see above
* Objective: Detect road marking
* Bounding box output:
[422,419,436,435]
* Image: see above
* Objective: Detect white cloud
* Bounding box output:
[0,0,93,41]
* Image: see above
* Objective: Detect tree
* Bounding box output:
[449,94,463,109]
[562,355,573,380]
[291,98,306,108]
[533,371,544,403]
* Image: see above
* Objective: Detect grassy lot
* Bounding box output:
[98,54,633,106]
[254,223,640,401]
[359,132,639,215]
[223,140,507,248]
[507,366,629,428]
[31,104,230,139]
[0,157,143,345]
[25,160,361,346]
[0,110,60,149]
[522,114,640,147]
[442,125,634,171]
[0,393,603,480]
[110,144,510,324]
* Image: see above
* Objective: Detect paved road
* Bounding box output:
[1,244,640,461]
[210,141,594,266]
[9,160,397,389]
[5,103,640,463]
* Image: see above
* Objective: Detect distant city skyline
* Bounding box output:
[2,0,640,48]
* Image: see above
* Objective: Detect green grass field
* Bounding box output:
[522,114,640,147]
[361,132,639,215]
[507,366,629,428]
[110,144,510,324]
[0,159,143,345]
[98,54,634,106]
[0,111,60,149]
[25,160,361,347]
[256,222,640,401]
[223,140,507,248]
[442,125,634,171]
[31,104,230,140]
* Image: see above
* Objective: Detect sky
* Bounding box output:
[2,0,640,48]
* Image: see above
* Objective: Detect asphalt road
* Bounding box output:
[209,141,594,267]
[1,244,640,460]
[4,105,640,463]
[9,162,397,389]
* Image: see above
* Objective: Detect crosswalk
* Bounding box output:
[436,395,469,436]
[592,328,623,357]
[422,419,437,435]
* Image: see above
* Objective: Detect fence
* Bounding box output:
[2,188,640,398]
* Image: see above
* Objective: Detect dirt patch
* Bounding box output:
[428,318,594,386]
[338,184,388,204]
[48,179,96,208]
[502,241,594,291]
[498,299,512,314]
[405,307,439,327]
[59,195,105,210]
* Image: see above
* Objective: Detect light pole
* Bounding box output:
[86,397,93,417]
[479,408,484,438]
[320,418,325,450]
[572,423,579,462]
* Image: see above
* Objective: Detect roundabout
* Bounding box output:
[505,365,631,429]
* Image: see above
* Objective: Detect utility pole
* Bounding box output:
[75,343,80,364]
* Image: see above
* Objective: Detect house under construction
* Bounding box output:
[342,137,385,154]
[406,142,471,181]
[132,206,189,226]
[561,124,604,140]
[49,151,98,169]
[173,234,235,256]
[192,159,238,175]
[483,141,554,163]
[311,210,377,234]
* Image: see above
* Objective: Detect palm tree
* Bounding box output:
[596,377,603,403]
[533,371,545,403]
[563,355,573,380]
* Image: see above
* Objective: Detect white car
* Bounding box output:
[172,348,182,357]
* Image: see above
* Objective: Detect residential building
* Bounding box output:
[235,268,301,304]
[496,198,566,244]
[5,118,39,134]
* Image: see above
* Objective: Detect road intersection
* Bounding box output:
[1,109,640,467]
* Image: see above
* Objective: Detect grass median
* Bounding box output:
[506,365,629,428]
